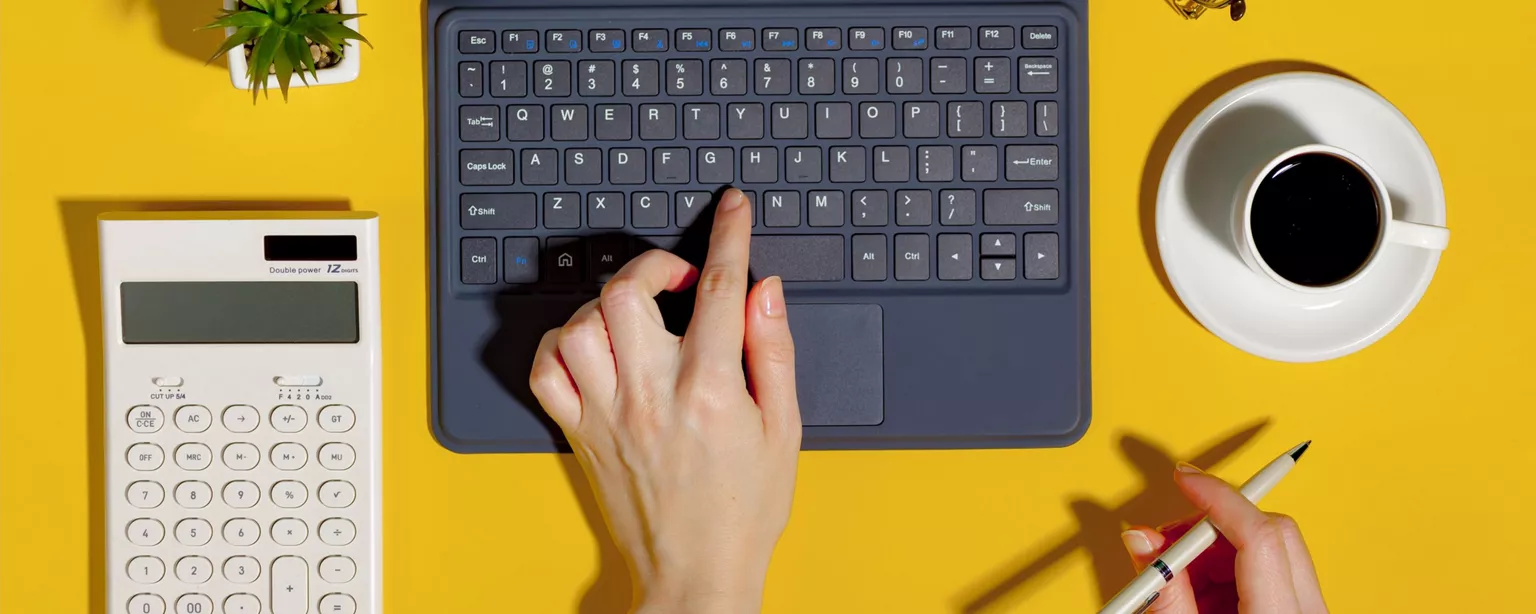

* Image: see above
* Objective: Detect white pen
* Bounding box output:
[1098,440,1312,614]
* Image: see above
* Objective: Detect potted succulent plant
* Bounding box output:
[203,0,369,101]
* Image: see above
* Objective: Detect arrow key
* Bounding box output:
[981,257,1017,280]
[938,234,973,280]
[1024,233,1060,280]
[981,233,1016,256]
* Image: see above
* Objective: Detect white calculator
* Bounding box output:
[100,212,381,614]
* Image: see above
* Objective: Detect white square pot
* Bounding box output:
[224,0,362,90]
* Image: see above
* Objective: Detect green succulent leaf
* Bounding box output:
[303,0,335,11]
[273,42,295,100]
[248,29,285,102]
[286,31,315,83]
[319,23,371,48]
[209,0,367,103]
[292,13,356,29]
[200,10,274,30]
[243,0,272,12]
[205,25,263,64]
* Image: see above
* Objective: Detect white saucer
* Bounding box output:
[1156,72,1447,362]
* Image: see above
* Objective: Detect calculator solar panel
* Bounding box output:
[429,0,1090,452]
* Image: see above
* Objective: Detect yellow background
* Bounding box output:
[4,1,1534,612]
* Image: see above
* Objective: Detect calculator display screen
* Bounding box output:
[120,282,359,344]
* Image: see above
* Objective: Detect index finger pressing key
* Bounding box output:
[683,189,754,368]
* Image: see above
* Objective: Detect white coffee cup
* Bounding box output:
[1231,144,1450,293]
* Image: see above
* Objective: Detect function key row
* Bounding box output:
[459,26,1059,54]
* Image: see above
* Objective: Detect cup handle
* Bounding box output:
[1386,220,1451,251]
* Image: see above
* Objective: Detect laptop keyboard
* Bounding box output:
[442,14,1072,290]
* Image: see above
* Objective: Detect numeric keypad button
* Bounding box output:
[222,443,259,471]
[222,518,260,546]
[174,443,212,471]
[271,481,308,508]
[319,556,357,584]
[270,405,307,433]
[173,405,211,433]
[320,480,357,508]
[320,594,358,614]
[174,556,212,584]
[319,518,357,546]
[272,518,309,546]
[271,443,308,470]
[317,405,355,433]
[127,481,165,508]
[318,443,357,471]
[127,405,163,433]
[127,594,166,614]
[127,518,165,546]
[175,519,212,546]
[127,443,164,471]
[223,481,260,508]
[223,594,260,614]
[221,405,259,433]
[126,556,166,584]
[223,556,261,584]
[173,481,211,509]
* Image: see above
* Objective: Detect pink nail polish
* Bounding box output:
[763,277,784,318]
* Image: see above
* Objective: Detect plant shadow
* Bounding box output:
[955,419,1272,613]
[122,0,231,68]
[57,197,349,613]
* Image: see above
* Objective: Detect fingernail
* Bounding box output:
[762,276,784,318]
[720,189,746,212]
[1176,462,1204,474]
[1121,530,1154,557]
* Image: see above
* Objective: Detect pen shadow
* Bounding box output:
[120,0,230,68]
[1139,61,1361,324]
[57,198,350,614]
[955,419,1271,613]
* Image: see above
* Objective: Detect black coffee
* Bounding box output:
[1250,153,1382,287]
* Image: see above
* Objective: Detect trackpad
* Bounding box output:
[787,304,883,426]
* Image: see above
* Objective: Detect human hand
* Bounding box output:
[529,188,802,614]
[1121,464,1328,614]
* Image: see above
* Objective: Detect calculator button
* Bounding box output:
[274,375,322,387]
[319,480,357,508]
[174,443,212,471]
[271,481,309,508]
[126,594,166,614]
[317,405,356,433]
[318,443,356,471]
[126,556,166,584]
[222,481,260,508]
[173,481,211,509]
[127,405,163,433]
[174,556,212,584]
[127,518,165,546]
[175,519,212,546]
[271,556,308,613]
[174,405,211,433]
[270,405,307,433]
[272,518,308,546]
[271,442,308,471]
[175,595,212,614]
[223,556,261,584]
[151,376,183,387]
[319,556,357,583]
[222,518,260,546]
[127,443,164,471]
[224,594,260,614]
[222,443,259,471]
[319,518,357,546]
[221,405,259,433]
[319,593,357,614]
[127,481,165,508]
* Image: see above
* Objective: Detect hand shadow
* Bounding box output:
[121,0,231,68]
[57,197,349,614]
[1138,61,1361,324]
[955,419,1271,613]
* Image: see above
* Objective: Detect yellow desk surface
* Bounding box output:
[4,1,1534,612]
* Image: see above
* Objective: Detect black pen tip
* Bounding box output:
[1290,440,1311,462]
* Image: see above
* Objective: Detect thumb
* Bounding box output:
[1121,527,1200,614]
[744,276,801,442]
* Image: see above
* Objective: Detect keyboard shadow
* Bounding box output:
[953,419,1271,613]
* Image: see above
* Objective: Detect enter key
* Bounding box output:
[1005,145,1059,181]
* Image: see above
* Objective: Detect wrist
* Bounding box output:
[631,569,765,614]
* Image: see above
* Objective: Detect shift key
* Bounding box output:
[461,193,535,229]
[983,189,1058,225]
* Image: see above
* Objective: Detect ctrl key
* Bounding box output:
[460,238,498,284]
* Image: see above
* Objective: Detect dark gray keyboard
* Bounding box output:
[440,15,1071,291]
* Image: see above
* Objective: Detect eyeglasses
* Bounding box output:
[1166,0,1248,21]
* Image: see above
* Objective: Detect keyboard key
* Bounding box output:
[622,60,659,96]
[984,189,1059,225]
[785,147,820,183]
[763,28,798,50]
[631,194,669,228]
[639,104,675,140]
[506,105,543,141]
[224,594,260,614]
[949,101,985,137]
[504,237,540,283]
[727,103,765,139]
[460,237,497,284]
[127,518,165,546]
[936,26,972,50]
[980,26,1015,49]
[799,59,834,94]
[684,103,721,139]
[459,105,499,142]
[460,150,513,185]
[1019,57,1059,93]
[873,146,910,182]
[808,191,845,227]
[931,58,966,93]
[653,148,690,183]
[1023,26,1059,49]
[982,233,1017,256]
[127,556,165,583]
[805,27,841,51]
[756,59,792,95]
[815,102,852,138]
[764,192,802,227]
[849,27,884,50]
[1037,101,1060,136]
[720,28,756,51]
[490,61,527,97]
[633,28,668,52]
[751,235,845,281]
[222,518,260,546]
[544,192,580,228]
[894,27,928,50]
[905,101,941,137]
[610,148,646,183]
[895,234,930,281]
[520,149,558,185]
[459,30,494,54]
[128,594,165,614]
[941,189,977,225]
[852,190,888,226]
[222,442,259,470]
[667,59,703,95]
[860,102,896,138]
[918,145,954,182]
[887,58,922,94]
[698,147,735,183]
[771,103,808,138]
[566,149,601,184]
[843,59,877,94]
[271,556,308,611]
[712,59,748,95]
[503,29,538,53]
[852,235,887,280]
[320,556,357,584]
[459,62,483,97]
[983,257,1017,280]
[830,146,866,182]
[1025,233,1060,279]
[578,60,616,96]
[548,29,581,52]
[897,190,932,226]
[128,480,164,508]
[545,237,586,281]
[591,29,625,52]
[675,192,713,227]
[742,147,779,183]
[534,60,571,96]
[551,106,587,140]
[677,28,712,51]
[992,101,1029,137]
[938,234,973,280]
[587,193,624,229]
[1006,145,1060,181]
[963,145,998,181]
[975,57,1010,93]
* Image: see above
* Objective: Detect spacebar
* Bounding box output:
[749,235,845,282]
